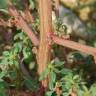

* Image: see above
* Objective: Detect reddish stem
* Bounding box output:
[8,3,39,46]
[52,35,96,62]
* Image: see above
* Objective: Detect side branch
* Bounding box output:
[52,35,96,59]
[8,3,39,46]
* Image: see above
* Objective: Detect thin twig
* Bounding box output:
[8,2,39,46]
[52,35,96,62]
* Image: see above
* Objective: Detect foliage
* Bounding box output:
[53,18,67,37]
[40,58,96,96]
[0,29,38,94]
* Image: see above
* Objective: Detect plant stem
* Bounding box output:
[8,2,39,46]
[52,35,96,63]
[38,0,52,89]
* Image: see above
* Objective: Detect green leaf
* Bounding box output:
[29,62,35,70]
[73,75,79,80]
[0,0,8,9]
[8,71,17,80]
[54,58,64,67]
[50,71,56,83]
[14,32,25,40]
[0,71,7,79]
[0,59,8,65]
[45,91,53,96]
[14,42,23,53]
[14,61,19,68]
[48,79,54,90]
[29,0,35,10]
[39,68,49,81]
[8,60,14,65]
[0,9,8,14]
[60,68,72,75]
[90,83,96,96]
[23,47,31,59]
[54,68,60,73]
[77,89,84,96]
[82,85,89,92]
[62,93,69,96]
[3,51,10,57]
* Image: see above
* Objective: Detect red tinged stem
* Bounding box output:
[8,3,39,46]
[52,35,96,62]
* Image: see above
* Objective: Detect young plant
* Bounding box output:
[0,30,38,93]
[40,58,96,96]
